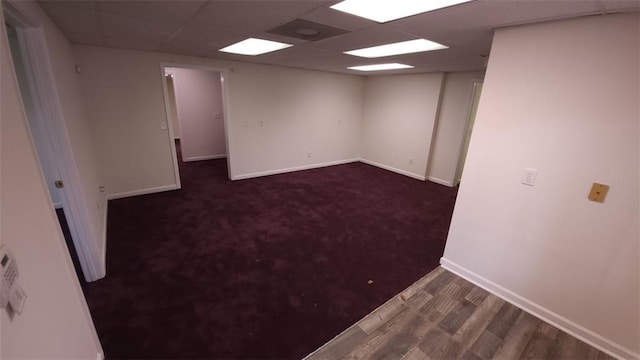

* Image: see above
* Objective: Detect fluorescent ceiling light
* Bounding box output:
[219,38,292,56]
[331,0,473,23]
[345,39,447,58]
[348,63,414,71]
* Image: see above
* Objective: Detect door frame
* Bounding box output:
[159,62,234,182]
[4,1,105,282]
[453,80,484,185]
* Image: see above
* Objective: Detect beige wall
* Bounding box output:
[74,45,363,195]
[442,13,639,358]
[0,8,102,358]
[428,71,485,186]
[171,67,226,161]
[360,73,444,180]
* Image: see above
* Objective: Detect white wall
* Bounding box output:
[428,71,485,186]
[360,73,444,180]
[171,67,226,161]
[74,45,363,196]
[0,8,102,359]
[442,13,639,359]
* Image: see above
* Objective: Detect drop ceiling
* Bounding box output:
[38,0,640,75]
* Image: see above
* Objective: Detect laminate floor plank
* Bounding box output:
[305,267,615,360]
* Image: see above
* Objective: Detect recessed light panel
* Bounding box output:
[219,38,293,56]
[348,63,414,71]
[331,0,473,23]
[345,39,447,58]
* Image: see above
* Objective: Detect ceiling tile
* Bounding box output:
[300,5,378,31]
[65,33,104,46]
[390,0,600,36]
[189,1,332,34]
[157,26,225,57]
[309,26,417,52]
[39,1,97,10]
[599,0,640,12]
[426,30,494,56]
[104,36,164,52]
[96,0,206,25]
[38,3,102,37]
[100,13,180,43]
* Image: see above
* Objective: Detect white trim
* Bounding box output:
[160,63,234,180]
[359,158,426,181]
[53,201,63,209]
[440,258,639,360]
[106,185,179,200]
[10,16,104,282]
[183,154,227,162]
[426,176,454,187]
[452,79,484,185]
[233,159,359,180]
[159,65,182,190]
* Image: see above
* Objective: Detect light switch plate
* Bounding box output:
[588,183,609,203]
[521,168,538,186]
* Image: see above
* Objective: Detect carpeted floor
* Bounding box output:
[83,143,458,359]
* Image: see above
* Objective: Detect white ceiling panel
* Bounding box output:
[599,0,640,12]
[97,0,207,25]
[65,32,104,47]
[158,26,224,56]
[100,13,180,43]
[36,0,638,75]
[300,5,378,31]
[391,0,600,37]
[189,1,331,33]
[39,3,102,37]
[423,30,494,56]
[42,0,97,10]
[104,36,164,52]
[309,26,417,52]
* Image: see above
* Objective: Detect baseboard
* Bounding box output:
[359,158,426,181]
[106,185,179,200]
[427,176,454,187]
[233,159,359,180]
[183,154,226,162]
[440,258,639,360]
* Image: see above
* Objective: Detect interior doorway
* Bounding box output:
[455,81,483,184]
[4,5,104,282]
[6,23,85,282]
[161,64,232,183]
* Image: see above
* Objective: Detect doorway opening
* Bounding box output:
[6,22,84,283]
[455,81,483,185]
[160,64,232,185]
[4,5,104,282]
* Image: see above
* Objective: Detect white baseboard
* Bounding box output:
[183,154,226,162]
[106,185,179,200]
[233,158,359,180]
[359,158,426,181]
[440,258,639,360]
[427,176,454,187]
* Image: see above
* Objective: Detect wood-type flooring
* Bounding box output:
[306,267,614,360]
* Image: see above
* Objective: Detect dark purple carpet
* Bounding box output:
[83,143,458,359]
